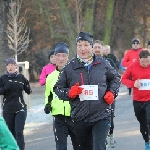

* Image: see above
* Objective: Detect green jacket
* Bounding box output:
[0,117,19,150]
[45,69,71,116]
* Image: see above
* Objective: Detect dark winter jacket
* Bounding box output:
[103,53,119,70]
[0,74,32,113]
[54,55,120,122]
[103,56,117,70]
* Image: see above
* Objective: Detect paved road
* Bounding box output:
[25,86,145,150]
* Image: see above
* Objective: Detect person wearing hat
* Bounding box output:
[39,49,56,86]
[44,42,79,150]
[53,32,120,150]
[122,38,143,67]
[122,38,143,95]
[0,58,32,150]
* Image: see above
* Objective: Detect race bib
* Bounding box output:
[139,79,150,90]
[79,85,98,101]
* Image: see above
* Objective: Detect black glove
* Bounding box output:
[3,82,12,91]
[44,103,52,114]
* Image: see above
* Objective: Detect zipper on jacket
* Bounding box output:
[80,73,84,85]
[63,100,66,122]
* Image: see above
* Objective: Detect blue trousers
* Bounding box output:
[3,110,27,150]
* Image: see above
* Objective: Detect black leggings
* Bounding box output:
[133,101,150,142]
[74,118,110,150]
[3,110,27,150]
[109,102,115,135]
[53,115,79,150]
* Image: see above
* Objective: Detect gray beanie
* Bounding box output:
[6,58,16,66]
[131,38,140,44]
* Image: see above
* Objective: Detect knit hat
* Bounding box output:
[54,42,69,55]
[48,50,55,59]
[6,58,16,66]
[76,32,93,46]
[131,38,140,44]
[148,41,150,46]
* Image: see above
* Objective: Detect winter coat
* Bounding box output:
[0,116,19,150]
[121,61,150,101]
[122,48,142,67]
[54,55,120,122]
[0,74,32,113]
[39,64,56,86]
[103,53,119,70]
[45,69,71,116]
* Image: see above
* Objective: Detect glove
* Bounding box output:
[104,91,114,105]
[44,103,52,114]
[3,83,12,91]
[68,82,84,99]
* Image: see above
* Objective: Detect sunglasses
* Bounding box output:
[133,42,139,45]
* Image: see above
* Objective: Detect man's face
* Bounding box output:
[93,43,103,56]
[55,53,68,68]
[139,57,150,68]
[132,42,140,49]
[77,40,92,59]
[103,47,110,55]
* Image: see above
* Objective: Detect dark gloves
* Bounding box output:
[24,84,32,94]
[104,91,114,104]
[3,82,12,91]
[68,82,84,99]
[24,78,32,94]
[44,103,52,114]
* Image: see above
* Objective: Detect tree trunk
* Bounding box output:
[103,0,115,45]
[0,1,10,75]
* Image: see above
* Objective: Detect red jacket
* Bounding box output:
[122,48,142,67]
[121,61,150,101]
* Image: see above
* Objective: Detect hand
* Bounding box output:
[44,103,52,114]
[104,91,114,105]
[134,79,140,88]
[68,82,84,99]
[132,58,136,62]
[3,82,12,91]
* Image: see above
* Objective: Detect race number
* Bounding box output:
[139,79,150,90]
[79,85,98,101]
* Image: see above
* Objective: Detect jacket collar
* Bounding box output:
[73,54,101,69]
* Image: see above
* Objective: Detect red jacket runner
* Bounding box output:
[122,48,142,67]
[121,61,150,101]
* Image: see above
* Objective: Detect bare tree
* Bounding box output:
[7,0,30,62]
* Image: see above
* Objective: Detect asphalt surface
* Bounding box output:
[25,85,145,150]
